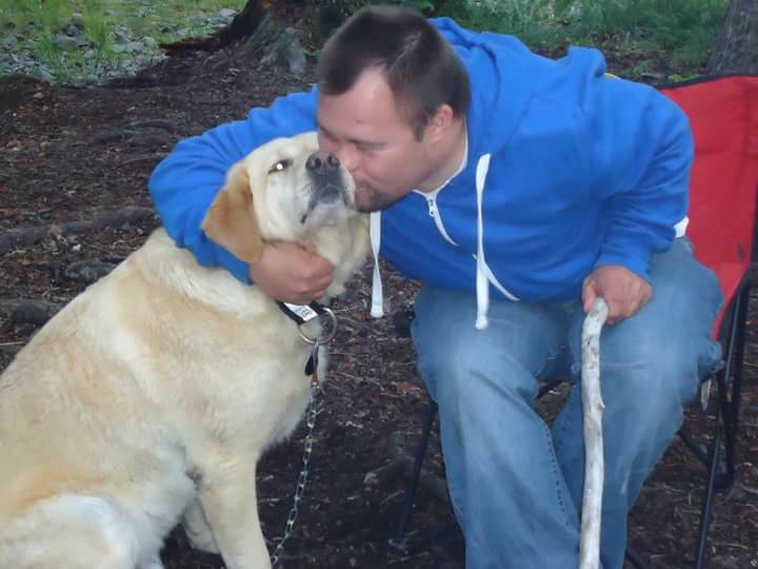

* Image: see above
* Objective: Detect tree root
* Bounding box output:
[0,206,155,254]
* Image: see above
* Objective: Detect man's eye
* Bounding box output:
[356,143,379,154]
[268,159,292,173]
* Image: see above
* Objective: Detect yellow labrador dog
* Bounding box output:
[0,131,369,569]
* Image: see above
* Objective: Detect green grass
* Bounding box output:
[0,0,247,83]
[0,0,728,83]
[425,0,727,80]
[567,0,725,71]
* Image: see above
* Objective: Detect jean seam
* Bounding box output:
[542,421,572,526]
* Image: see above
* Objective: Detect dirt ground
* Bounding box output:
[1,31,757,569]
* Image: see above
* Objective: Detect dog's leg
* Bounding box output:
[199,459,271,569]
[0,494,143,569]
[182,499,220,554]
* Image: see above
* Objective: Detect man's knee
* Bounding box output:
[413,287,568,403]
[601,325,703,412]
[571,295,716,412]
[414,328,490,398]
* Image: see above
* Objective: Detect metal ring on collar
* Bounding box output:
[297,306,337,345]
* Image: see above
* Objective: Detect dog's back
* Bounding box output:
[0,231,207,568]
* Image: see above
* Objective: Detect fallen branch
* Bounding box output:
[0,298,64,327]
[0,207,155,254]
[124,119,178,131]
[120,153,169,167]
[579,298,609,569]
[0,342,24,357]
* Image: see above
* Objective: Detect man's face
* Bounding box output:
[316,68,438,212]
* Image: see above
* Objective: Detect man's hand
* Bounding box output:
[582,265,652,324]
[248,241,334,304]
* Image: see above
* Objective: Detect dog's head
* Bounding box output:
[201,131,358,263]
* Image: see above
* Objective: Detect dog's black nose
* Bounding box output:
[306,151,340,174]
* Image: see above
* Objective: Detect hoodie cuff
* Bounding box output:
[213,245,253,284]
[593,245,653,283]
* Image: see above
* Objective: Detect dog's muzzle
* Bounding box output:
[306,151,346,204]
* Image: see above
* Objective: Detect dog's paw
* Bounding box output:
[138,555,165,569]
[185,526,221,554]
[183,501,221,554]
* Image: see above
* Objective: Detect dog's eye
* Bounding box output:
[268,159,292,174]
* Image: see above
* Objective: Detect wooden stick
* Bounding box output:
[579,297,609,569]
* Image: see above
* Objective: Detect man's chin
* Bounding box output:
[355,198,387,214]
[354,186,377,213]
[355,186,403,213]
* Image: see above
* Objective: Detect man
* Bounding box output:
[149,6,723,568]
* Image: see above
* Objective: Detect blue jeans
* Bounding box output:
[411,239,723,569]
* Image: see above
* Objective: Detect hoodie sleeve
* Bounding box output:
[148,87,318,282]
[587,74,693,281]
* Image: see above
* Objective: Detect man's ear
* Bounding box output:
[201,163,264,263]
[426,103,455,141]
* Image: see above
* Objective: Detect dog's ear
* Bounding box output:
[201,163,264,263]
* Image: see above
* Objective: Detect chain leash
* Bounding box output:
[269,373,321,568]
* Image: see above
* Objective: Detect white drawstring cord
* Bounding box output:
[369,211,384,318]
[475,154,491,330]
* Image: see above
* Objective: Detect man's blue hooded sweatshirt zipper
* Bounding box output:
[149,18,692,327]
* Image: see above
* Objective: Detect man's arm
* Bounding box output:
[591,78,693,279]
[584,77,693,321]
[148,88,331,300]
[247,241,335,304]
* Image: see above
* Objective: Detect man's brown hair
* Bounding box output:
[317,5,470,139]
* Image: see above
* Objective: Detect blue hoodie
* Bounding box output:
[149,18,692,326]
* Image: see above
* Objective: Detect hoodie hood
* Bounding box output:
[434,17,611,162]
[434,17,542,161]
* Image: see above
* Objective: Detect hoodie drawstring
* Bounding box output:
[369,211,384,318]
[368,153,506,329]
[475,154,492,330]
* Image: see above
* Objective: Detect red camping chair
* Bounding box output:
[657,75,758,568]
[388,75,758,569]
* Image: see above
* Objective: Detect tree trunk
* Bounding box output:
[707,0,758,74]
[217,0,267,47]
[160,0,266,54]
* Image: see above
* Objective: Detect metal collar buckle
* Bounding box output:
[276,301,338,345]
[297,306,337,345]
